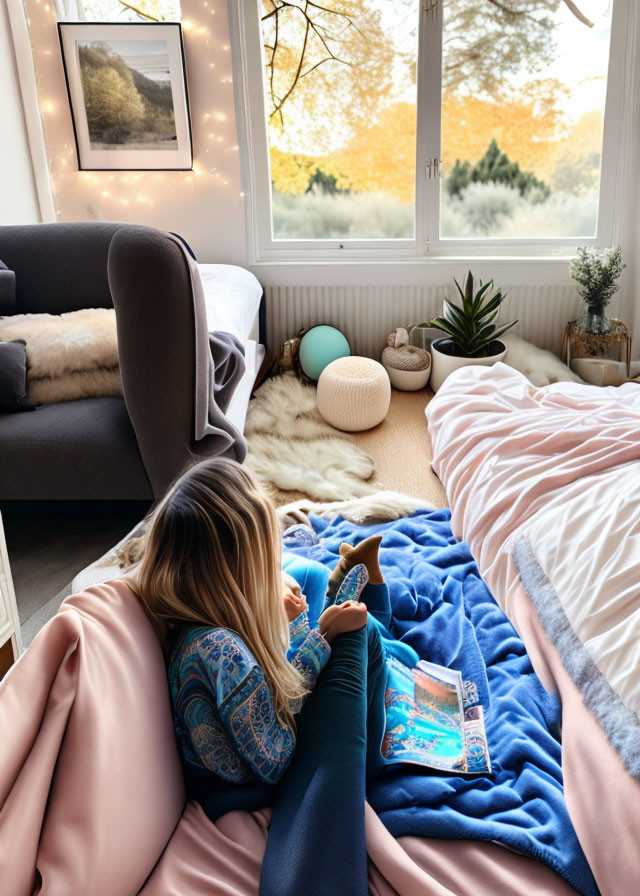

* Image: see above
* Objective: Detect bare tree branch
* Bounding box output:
[261,0,356,122]
[117,0,160,21]
[561,0,593,28]
[270,2,312,122]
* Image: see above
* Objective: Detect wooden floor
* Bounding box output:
[348,388,448,508]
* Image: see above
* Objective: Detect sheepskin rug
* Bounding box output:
[244,375,378,503]
[277,490,430,528]
[73,489,430,597]
[502,334,581,387]
[0,308,122,405]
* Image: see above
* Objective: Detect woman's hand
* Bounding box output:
[318,601,367,643]
[282,576,307,623]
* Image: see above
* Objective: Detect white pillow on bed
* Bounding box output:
[198,264,262,345]
[502,334,581,387]
[196,264,264,434]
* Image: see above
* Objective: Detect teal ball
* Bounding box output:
[299,326,351,381]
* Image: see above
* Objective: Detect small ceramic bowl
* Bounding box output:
[383,363,431,391]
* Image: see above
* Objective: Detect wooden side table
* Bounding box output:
[0,512,22,679]
[562,319,631,378]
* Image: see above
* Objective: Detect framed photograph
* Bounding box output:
[58,22,192,171]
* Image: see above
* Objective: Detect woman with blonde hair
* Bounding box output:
[132,456,392,896]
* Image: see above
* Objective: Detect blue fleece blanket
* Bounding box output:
[285,508,598,896]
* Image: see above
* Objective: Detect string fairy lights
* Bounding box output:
[26,0,246,227]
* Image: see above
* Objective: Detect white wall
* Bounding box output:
[23,0,247,261]
[0,0,40,225]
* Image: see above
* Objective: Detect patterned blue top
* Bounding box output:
[168,611,330,785]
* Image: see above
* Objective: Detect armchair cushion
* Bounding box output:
[0,397,152,500]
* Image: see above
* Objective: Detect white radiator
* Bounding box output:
[265,284,583,359]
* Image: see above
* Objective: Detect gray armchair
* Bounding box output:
[0,222,248,501]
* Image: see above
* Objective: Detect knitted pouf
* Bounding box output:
[317,356,391,432]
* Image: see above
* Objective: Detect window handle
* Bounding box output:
[426,158,443,180]
[423,0,439,20]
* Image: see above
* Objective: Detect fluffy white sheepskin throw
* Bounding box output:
[245,374,378,502]
[277,490,430,528]
[502,333,581,387]
[0,308,122,405]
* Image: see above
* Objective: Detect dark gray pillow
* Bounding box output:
[0,259,16,316]
[0,339,35,412]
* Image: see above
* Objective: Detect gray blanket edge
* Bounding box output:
[513,536,640,778]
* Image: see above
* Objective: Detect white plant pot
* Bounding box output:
[383,363,431,391]
[430,338,507,392]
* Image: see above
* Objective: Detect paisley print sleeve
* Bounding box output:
[289,629,331,699]
[195,629,297,784]
[287,609,312,658]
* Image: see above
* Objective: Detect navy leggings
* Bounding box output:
[259,559,390,896]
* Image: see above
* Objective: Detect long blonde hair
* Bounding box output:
[132,457,307,728]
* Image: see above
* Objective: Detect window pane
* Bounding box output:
[440,0,612,240]
[260,0,420,240]
[76,0,180,21]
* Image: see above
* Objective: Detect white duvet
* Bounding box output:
[425,364,640,761]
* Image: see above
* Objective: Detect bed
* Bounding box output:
[197,262,265,434]
[426,362,640,896]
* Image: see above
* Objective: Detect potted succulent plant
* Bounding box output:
[425,272,518,391]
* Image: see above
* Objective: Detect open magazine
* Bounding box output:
[382,657,491,775]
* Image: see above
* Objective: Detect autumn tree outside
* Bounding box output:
[259,0,610,240]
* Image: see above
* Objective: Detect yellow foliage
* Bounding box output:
[269,146,351,196]
[268,103,417,200]
[441,86,566,182]
[81,66,144,135]
[260,2,603,202]
[269,87,603,199]
[114,0,178,22]
[332,103,417,203]
[559,109,604,162]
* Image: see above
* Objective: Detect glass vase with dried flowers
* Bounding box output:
[570,247,625,335]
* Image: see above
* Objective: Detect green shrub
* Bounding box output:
[272,190,414,239]
[272,183,599,241]
[446,140,550,200]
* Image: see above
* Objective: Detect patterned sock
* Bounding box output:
[325,563,368,614]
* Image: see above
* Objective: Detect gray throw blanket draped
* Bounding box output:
[168,235,248,464]
[210,331,246,413]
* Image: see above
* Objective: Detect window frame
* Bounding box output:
[230,0,631,263]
